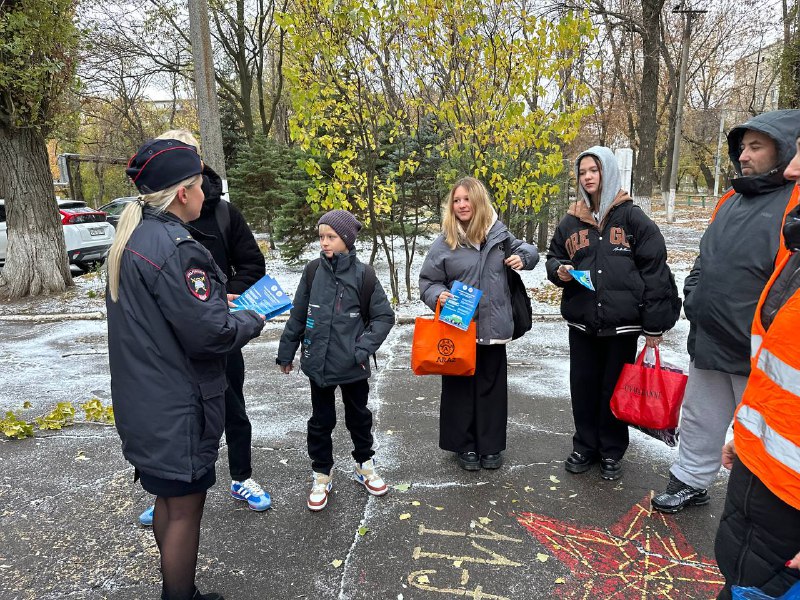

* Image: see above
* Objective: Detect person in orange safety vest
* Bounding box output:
[714,134,800,599]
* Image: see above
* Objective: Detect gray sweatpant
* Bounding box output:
[670,361,748,490]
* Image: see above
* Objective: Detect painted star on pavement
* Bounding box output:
[517,495,724,599]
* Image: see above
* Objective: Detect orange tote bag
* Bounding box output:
[411,303,477,376]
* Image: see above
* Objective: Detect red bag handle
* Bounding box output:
[635,346,663,372]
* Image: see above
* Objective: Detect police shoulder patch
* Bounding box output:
[185,268,210,301]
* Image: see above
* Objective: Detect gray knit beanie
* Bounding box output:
[318,210,362,250]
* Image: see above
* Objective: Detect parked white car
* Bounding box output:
[0,199,115,271]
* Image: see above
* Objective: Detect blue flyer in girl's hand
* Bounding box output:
[570,270,596,291]
[439,281,482,331]
[230,273,293,320]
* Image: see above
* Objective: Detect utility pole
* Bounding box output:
[188,0,227,187]
[712,109,725,199]
[666,5,707,223]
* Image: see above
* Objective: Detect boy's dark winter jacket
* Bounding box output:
[277,251,395,388]
[546,192,680,336]
[107,208,264,482]
[189,165,265,293]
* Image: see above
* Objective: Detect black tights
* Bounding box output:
[153,492,206,600]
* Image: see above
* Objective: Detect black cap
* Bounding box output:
[126,139,202,194]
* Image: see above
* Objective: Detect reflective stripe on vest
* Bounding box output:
[751,334,763,358]
[737,404,800,476]
[757,347,800,398]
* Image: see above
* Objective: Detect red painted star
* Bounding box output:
[516,495,724,598]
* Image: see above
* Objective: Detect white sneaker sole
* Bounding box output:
[355,475,389,496]
[307,496,328,511]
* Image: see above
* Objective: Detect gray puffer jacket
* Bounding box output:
[419,220,539,344]
[277,251,395,387]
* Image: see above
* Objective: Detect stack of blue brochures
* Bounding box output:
[230,273,293,320]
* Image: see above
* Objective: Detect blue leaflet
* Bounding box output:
[570,269,596,291]
[439,280,482,331]
[230,273,293,320]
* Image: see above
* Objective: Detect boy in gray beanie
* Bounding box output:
[277,209,395,511]
[317,209,362,250]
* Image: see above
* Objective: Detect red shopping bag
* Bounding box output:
[611,347,688,430]
[411,303,476,376]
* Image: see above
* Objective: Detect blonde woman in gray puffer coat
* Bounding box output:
[419,177,539,472]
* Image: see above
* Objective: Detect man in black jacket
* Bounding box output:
[653,110,800,513]
[139,131,271,525]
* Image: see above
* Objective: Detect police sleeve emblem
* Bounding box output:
[185,268,211,301]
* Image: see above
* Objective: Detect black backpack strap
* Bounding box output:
[359,263,378,369]
[305,258,321,291]
[359,264,377,326]
[214,200,231,253]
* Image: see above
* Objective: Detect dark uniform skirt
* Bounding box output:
[136,467,216,497]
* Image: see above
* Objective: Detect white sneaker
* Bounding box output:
[354,459,388,496]
[307,472,332,511]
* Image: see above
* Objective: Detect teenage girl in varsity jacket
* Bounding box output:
[545,146,680,481]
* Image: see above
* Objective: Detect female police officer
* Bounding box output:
[106,139,264,600]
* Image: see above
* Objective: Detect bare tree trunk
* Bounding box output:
[0,127,72,298]
[632,0,666,216]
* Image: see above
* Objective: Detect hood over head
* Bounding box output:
[574,146,623,225]
[199,164,223,217]
[727,109,800,196]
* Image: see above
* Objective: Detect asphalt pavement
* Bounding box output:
[0,315,728,600]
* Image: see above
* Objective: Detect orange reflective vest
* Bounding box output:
[735,246,800,510]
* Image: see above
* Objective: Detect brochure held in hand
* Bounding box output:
[439,281,482,331]
[230,273,293,320]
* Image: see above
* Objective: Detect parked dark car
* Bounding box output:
[98,197,137,228]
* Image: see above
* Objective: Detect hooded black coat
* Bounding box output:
[684,109,800,376]
[188,165,265,293]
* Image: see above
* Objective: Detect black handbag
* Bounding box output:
[503,238,533,340]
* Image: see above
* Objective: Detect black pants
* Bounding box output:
[440,344,508,455]
[568,329,637,461]
[308,378,374,475]
[715,458,800,599]
[224,349,252,482]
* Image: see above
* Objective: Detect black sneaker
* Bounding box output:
[651,474,710,513]
[600,458,623,481]
[564,451,595,474]
[457,452,481,471]
[480,453,503,469]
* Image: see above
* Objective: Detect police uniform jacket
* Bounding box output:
[107,208,264,482]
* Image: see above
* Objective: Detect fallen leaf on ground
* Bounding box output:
[416,575,430,584]
[393,483,411,492]
[358,526,369,536]
[399,513,411,520]
[549,475,560,483]
[478,516,492,524]
[411,501,420,506]
[555,578,565,584]
[536,553,549,562]
[331,559,343,568]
